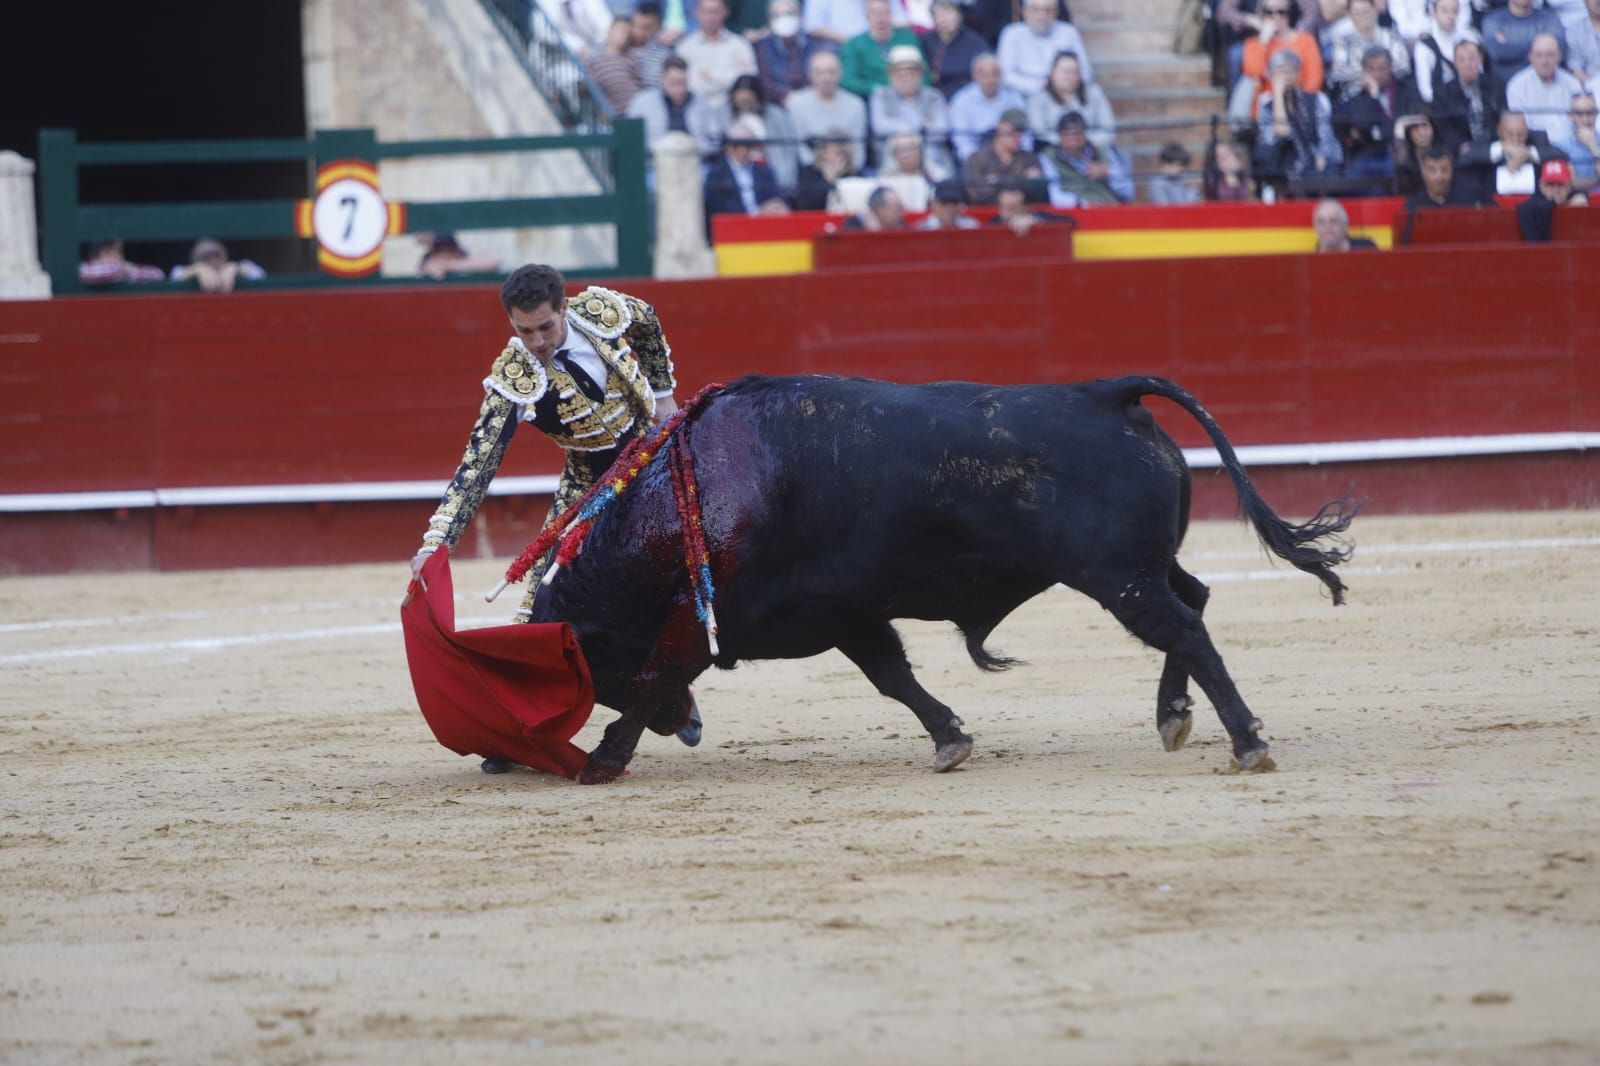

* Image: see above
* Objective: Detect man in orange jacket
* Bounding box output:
[1240,0,1326,119]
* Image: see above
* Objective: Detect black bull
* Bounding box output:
[530,374,1357,784]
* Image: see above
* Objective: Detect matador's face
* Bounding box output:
[509,299,569,362]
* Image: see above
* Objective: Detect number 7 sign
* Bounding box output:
[294,160,406,277]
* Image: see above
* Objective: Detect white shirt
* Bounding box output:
[1413,22,1480,103]
[557,324,610,390]
[563,314,675,401]
[728,158,760,213]
[1387,0,1432,44]
[1547,0,1588,23]
[1496,160,1539,195]
[804,0,910,38]
[786,86,870,168]
[1506,64,1584,143]
[675,28,757,106]
[996,22,1094,95]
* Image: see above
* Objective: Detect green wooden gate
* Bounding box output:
[38,121,651,294]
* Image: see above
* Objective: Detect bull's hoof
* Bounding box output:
[933,737,974,773]
[1159,710,1194,753]
[1231,746,1277,773]
[577,757,628,785]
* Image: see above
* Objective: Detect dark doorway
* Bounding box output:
[2,3,311,276]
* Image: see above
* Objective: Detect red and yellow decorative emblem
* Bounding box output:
[294,160,407,277]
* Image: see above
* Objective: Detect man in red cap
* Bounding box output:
[1517,158,1584,240]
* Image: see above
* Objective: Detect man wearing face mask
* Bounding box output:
[754,0,827,104]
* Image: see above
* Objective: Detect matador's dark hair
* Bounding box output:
[500,263,566,313]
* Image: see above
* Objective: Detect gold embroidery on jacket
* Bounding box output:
[620,294,676,396]
[424,389,518,550]
[420,288,677,566]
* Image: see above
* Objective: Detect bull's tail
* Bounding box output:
[1107,376,1360,605]
[963,626,1021,673]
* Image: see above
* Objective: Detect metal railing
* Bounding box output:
[477,0,619,188]
[37,123,651,295]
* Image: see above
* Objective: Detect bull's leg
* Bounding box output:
[1155,564,1209,753]
[838,622,975,773]
[1105,575,1274,772]
[579,710,652,785]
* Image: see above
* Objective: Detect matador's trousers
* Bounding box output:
[515,442,631,619]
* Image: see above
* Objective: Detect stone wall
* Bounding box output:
[301,0,611,275]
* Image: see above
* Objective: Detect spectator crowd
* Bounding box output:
[1215,0,1598,205]
[556,0,1599,235]
[562,0,1151,232]
[81,0,1599,279]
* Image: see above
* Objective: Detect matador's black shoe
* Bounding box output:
[481,757,515,774]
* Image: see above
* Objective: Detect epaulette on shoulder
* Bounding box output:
[621,292,658,326]
[568,286,632,340]
[485,338,549,405]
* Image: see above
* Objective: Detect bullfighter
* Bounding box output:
[411,263,697,766]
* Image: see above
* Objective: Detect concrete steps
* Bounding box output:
[1071,0,1188,22]
[1070,3,1225,200]
[1094,53,1218,92]
[1078,18,1179,56]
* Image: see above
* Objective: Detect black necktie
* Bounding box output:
[555,349,604,402]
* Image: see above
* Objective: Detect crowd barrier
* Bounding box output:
[713,198,1407,275]
[2,237,1596,573]
[1394,204,1600,246]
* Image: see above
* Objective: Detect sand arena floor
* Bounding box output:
[1,510,1597,1064]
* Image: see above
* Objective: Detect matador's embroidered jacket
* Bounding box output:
[420,287,677,566]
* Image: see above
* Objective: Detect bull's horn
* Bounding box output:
[484,578,509,603]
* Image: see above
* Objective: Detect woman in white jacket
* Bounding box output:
[1388,0,1434,44]
[1412,0,1480,103]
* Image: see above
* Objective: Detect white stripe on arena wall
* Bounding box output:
[2,432,1597,514]
[0,475,561,513]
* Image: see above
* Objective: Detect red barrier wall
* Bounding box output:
[3,243,1596,573]
[1395,204,1600,246]
[811,225,1074,270]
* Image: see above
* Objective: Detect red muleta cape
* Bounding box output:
[400,547,594,778]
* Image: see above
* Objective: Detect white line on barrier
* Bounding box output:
[0,476,562,513]
[1182,431,1600,469]
[3,433,1595,512]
